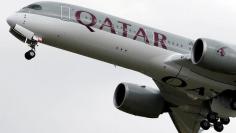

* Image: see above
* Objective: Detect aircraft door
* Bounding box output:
[61,5,70,21]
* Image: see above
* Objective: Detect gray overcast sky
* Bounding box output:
[1,0,236,133]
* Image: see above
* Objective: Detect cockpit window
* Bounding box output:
[25,4,42,10]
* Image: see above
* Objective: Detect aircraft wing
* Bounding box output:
[169,107,203,133]
[153,79,206,133]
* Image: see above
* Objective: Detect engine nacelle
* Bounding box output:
[113,83,166,118]
[191,38,236,74]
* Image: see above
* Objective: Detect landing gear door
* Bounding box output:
[61,6,70,21]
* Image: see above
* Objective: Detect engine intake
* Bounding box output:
[191,38,236,74]
[192,39,206,64]
[114,83,167,118]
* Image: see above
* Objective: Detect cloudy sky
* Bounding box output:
[1,0,236,133]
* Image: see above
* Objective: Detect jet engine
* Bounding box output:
[113,83,167,118]
[191,38,236,74]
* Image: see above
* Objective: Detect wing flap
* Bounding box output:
[169,107,203,133]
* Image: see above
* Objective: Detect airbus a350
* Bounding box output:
[6,2,236,133]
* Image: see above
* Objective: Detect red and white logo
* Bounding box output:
[217,47,226,57]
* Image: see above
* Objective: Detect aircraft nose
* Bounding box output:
[7,14,16,27]
[7,13,22,28]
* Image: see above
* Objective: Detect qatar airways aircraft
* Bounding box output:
[6,1,236,133]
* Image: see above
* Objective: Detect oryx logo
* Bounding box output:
[217,47,226,57]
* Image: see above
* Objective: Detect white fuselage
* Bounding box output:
[7,2,236,132]
[7,2,236,106]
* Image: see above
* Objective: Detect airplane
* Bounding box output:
[6,1,236,133]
